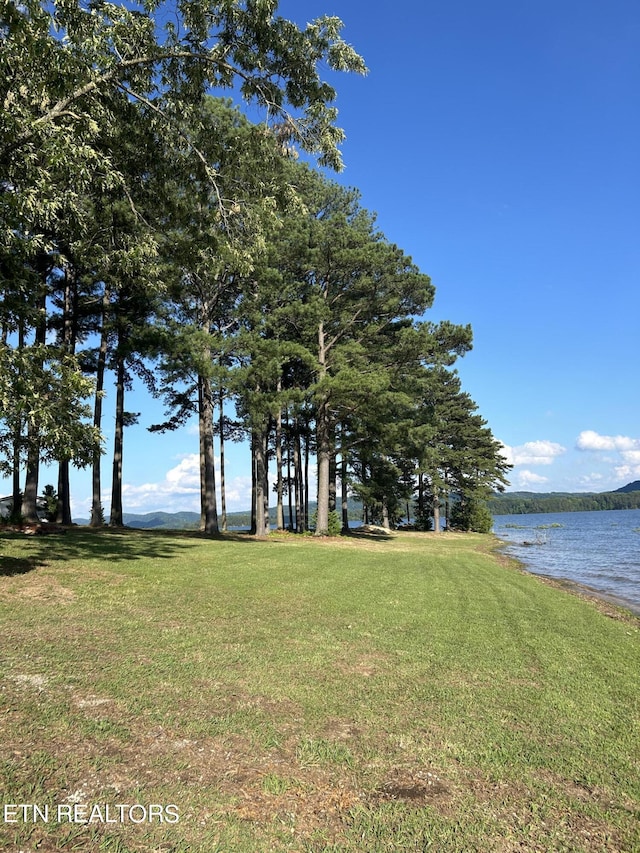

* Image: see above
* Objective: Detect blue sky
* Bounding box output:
[4,0,640,516]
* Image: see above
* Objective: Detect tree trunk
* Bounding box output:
[293,426,303,532]
[90,289,109,526]
[315,320,330,535]
[275,396,284,531]
[443,474,450,530]
[263,445,270,535]
[22,280,47,524]
[218,386,227,532]
[109,356,125,527]
[254,420,269,538]
[11,443,21,519]
[285,408,293,531]
[304,425,310,531]
[22,440,41,523]
[198,373,218,535]
[315,401,331,535]
[382,496,390,530]
[11,322,25,519]
[417,472,424,521]
[329,450,337,513]
[341,424,349,534]
[56,264,77,526]
[316,400,330,536]
[56,462,72,525]
[250,433,257,534]
[433,483,440,533]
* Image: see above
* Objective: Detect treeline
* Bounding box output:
[0,1,510,535]
[489,490,640,515]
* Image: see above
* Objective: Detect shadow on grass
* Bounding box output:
[0,555,44,576]
[0,527,209,565]
[0,525,297,567]
[344,530,395,542]
[2,527,392,570]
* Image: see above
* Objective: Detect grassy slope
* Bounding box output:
[0,529,638,852]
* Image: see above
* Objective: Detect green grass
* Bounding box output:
[1,528,638,852]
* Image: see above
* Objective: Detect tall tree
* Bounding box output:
[2,0,366,525]
[150,98,289,534]
[262,167,437,534]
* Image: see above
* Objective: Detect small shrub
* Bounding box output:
[41,485,58,521]
[90,504,106,526]
[310,509,342,536]
[413,510,433,532]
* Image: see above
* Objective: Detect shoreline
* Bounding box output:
[494,540,640,620]
[532,572,640,620]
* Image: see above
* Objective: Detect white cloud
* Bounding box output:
[111,454,253,514]
[165,454,201,492]
[500,440,566,467]
[576,430,640,452]
[576,431,640,482]
[515,470,549,487]
[578,473,604,488]
[615,463,640,481]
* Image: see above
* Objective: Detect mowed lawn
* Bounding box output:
[0,528,638,852]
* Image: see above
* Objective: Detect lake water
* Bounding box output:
[492,508,640,615]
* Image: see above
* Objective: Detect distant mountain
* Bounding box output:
[74,500,364,530]
[74,511,201,529]
[489,482,640,515]
[122,511,201,529]
[75,506,304,530]
[73,483,640,527]
[614,480,640,493]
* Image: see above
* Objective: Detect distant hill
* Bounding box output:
[75,501,363,530]
[489,482,640,515]
[76,510,217,529]
[74,482,640,527]
[614,480,640,493]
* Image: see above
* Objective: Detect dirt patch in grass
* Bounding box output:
[3,682,636,853]
[0,575,77,604]
[373,768,450,804]
[334,651,390,678]
[321,718,363,742]
[0,559,79,603]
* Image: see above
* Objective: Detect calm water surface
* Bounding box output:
[493,508,640,615]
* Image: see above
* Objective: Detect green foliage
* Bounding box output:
[326,509,342,536]
[0,0,367,263]
[489,489,640,515]
[0,0,509,537]
[40,484,58,521]
[90,502,106,527]
[450,498,494,533]
[310,509,341,536]
[0,345,102,473]
[413,508,434,531]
